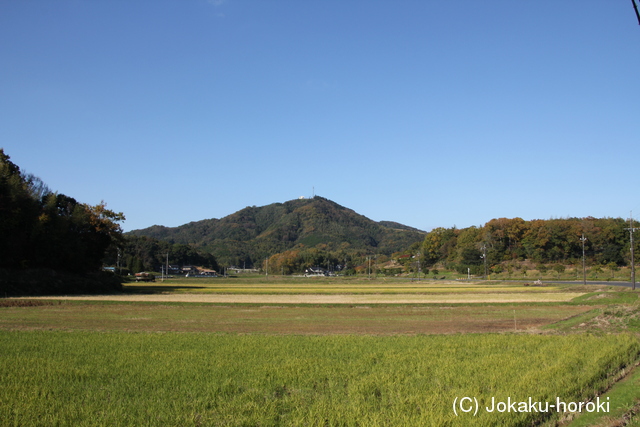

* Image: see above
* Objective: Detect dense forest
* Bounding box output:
[0,149,125,294]
[417,217,640,275]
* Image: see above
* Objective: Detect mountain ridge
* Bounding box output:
[128,197,425,266]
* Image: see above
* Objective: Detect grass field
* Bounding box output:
[2,278,640,426]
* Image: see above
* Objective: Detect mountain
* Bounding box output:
[127,197,425,267]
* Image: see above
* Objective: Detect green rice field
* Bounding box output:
[1,331,638,426]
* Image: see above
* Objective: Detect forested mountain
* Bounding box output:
[128,197,426,267]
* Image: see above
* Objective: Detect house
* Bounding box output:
[168,265,181,275]
[304,267,328,277]
[182,266,199,275]
[199,269,218,277]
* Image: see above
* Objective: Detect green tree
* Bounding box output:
[0,149,40,268]
[607,262,619,279]
[553,264,565,278]
[591,265,603,279]
[422,228,444,266]
[0,148,125,275]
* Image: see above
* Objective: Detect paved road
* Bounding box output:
[547,280,637,288]
[404,277,639,288]
[503,279,638,288]
[389,277,638,288]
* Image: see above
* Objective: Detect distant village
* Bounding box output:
[105,263,346,279]
[164,265,218,277]
[104,265,218,278]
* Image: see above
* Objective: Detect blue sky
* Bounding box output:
[2,1,639,232]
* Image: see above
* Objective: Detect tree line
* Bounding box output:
[0,149,130,294]
[263,217,640,277]
[4,147,639,283]
[109,235,219,274]
[418,217,639,275]
[0,149,124,274]
[0,148,220,281]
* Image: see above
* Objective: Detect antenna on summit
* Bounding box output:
[312,186,315,198]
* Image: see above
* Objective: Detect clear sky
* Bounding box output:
[2,1,639,232]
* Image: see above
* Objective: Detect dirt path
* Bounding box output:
[25,292,583,304]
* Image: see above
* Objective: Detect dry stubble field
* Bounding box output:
[5,278,592,334]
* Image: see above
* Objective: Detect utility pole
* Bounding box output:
[161,253,169,282]
[580,234,587,286]
[374,255,378,279]
[626,213,638,290]
[480,244,488,279]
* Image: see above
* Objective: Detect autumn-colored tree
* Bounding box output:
[415,216,637,271]
[421,227,445,266]
[0,148,125,274]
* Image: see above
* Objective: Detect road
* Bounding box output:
[503,279,638,288]
[547,280,637,288]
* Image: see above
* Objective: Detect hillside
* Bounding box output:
[128,197,425,267]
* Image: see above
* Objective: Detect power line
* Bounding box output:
[632,0,640,25]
